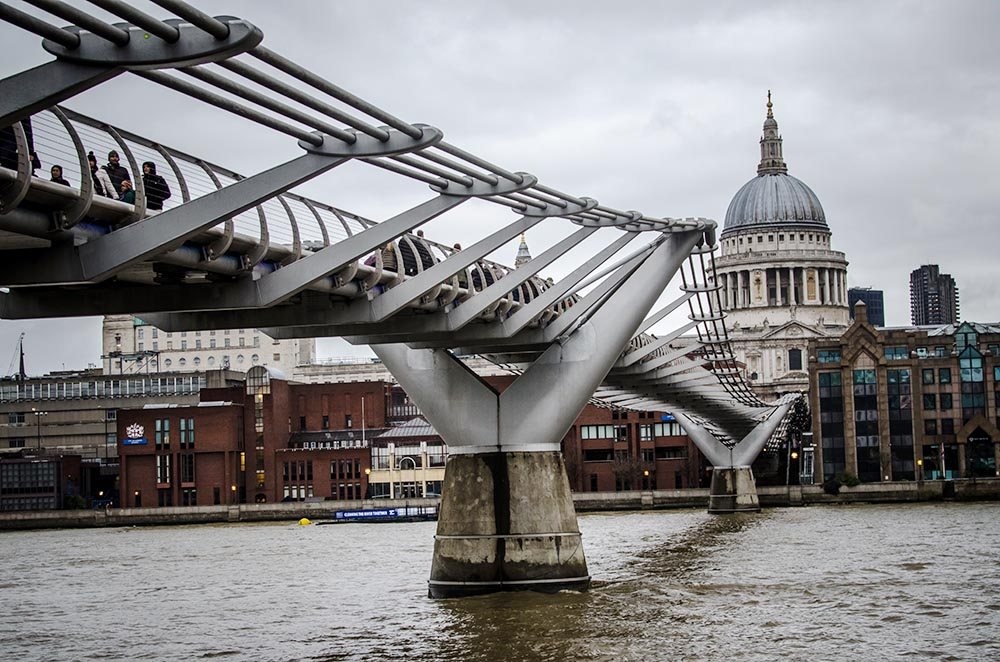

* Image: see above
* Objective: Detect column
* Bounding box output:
[776,268,783,306]
[737,270,744,308]
[823,268,831,305]
[788,267,796,305]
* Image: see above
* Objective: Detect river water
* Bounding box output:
[2,503,999,661]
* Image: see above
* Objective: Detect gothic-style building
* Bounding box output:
[712,93,850,400]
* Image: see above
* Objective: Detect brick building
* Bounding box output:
[117,366,706,509]
[809,302,1000,484]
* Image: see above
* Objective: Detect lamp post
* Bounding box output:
[364,467,372,500]
[31,408,46,450]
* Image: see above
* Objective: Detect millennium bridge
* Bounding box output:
[0,0,799,597]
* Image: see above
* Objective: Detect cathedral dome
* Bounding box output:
[723,172,826,234]
[722,93,827,236]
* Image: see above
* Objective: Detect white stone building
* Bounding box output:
[712,94,850,400]
[102,315,315,377]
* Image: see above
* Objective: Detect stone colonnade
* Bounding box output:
[718,266,848,310]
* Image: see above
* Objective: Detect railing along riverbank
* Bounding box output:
[1,479,998,530]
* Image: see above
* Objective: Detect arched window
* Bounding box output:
[789,348,803,371]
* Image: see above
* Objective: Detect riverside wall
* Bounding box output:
[2,479,999,531]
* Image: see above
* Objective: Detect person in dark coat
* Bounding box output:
[103,150,130,193]
[49,165,70,186]
[141,161,171,211]
[0,118,41,173]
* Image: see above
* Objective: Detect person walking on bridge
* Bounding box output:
[102,150,130,194]
[142,161,171,211]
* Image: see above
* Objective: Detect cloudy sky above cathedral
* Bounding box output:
[1,1,998,373]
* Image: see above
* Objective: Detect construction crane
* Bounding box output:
[7,332,26,381]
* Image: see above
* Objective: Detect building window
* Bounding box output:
[884,346,908,360]
[887,369,914,480]
[818,371,845,480]
[180,417,194,449]
[155,418,170,449]
[941,419,955,435]
[922,369,935,385]
[273,353,281,362]
[299,416,306,431]
[181,488,196,506]
[181,454,195,483]
[7,412,25,424]
[345,414,352,429]
[924,419,938,435]
[8,438,25,448]
[152,328,158,339]
[210,339,216,348]
[939,368,951,384]
[940,393,953,410]
[853,369,880,482]
[322,415,329,430]
[817,350,841,364]
[922,394,936,410]
[181,340,187,350]
[138,342,144,351]
[156,454,171,484]
[788,348,803,371]
[196,340,202,349]
[224,338,231,348]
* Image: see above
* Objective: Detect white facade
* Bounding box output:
[712,95,850,401]
[102,315,315,377]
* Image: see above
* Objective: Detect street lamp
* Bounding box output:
[31,408,46,450]
[364,467,372,499]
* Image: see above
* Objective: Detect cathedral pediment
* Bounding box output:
[759,320,824,340]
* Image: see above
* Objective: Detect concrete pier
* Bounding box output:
[708,466,761,513]
[428,452,590,598]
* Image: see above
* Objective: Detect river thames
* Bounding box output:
[2,502,999,661]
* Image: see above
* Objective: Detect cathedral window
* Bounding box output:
[789,349,803,371]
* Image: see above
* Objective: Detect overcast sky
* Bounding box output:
[2,1,999,376]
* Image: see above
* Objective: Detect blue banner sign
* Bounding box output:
[661,414,676,422]
[122,437,148,446]
[335,509,397,520]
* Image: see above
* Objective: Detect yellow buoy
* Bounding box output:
[298,517,312,526]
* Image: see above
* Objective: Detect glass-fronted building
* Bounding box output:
[808,303,1000,483]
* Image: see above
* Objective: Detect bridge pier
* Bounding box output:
[707,466,760,513]
[429,451,588,598]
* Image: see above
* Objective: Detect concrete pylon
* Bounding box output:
[374,230,702,597]
[673,395,798,514]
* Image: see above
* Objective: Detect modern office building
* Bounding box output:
[808,302,999,484]
[0,369,245,457]
[848,287,885,326]
[910,265,959,325]
[712,93,850,400]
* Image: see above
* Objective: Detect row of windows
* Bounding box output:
[581,422,684,440]
[137,327,259,339]
[0,462,57,491]
[0,376,204,402]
